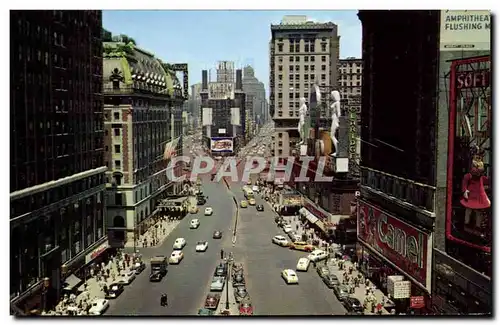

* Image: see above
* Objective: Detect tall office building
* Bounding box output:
[216,60,235,83]
[243,65,268,130]
[339,57,363,98]
[269,15,340,157]
[102,35,187,248]
[10,10,106,314]
[189,83,202,127]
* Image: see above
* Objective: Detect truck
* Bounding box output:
[149,256,168,282]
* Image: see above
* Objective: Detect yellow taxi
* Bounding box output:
[289,241,315,252]
[189,206,199,214]
[240,200,248,208]
[248,198,256,206]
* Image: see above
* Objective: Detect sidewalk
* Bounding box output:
[125,218,180,248]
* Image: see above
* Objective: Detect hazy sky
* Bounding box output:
[103,10,361,94]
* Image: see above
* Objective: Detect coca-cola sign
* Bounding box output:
[357,200,431,289]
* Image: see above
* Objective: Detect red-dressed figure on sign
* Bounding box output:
[460,147,490,234]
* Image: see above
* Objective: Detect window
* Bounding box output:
[304,44,309,52]
[321,56,326,62]
[115,193,123,205]
[295,44,299,52]
[115,160,121,168]
[289,93,294,99]
[278,92,283,99]
[310,45,315,52]
[321,44,327,52]
[295,74,300,80]
[114,128,120,136]
[290,75,294,81]
[295,56,300,62]
[289,44,294,52]
[321,65,326,71]
[357,81,361,86]
[278,74,283,81]
[114,145,121,153]
[304,65,309,71]
[310,65,315,71]
[278,65,283,71]
[113,112,120,120]
[278,56,283,63]
[295,65,300,71]
[310,74,315,80]
[278,111,283,117]
[278,133,283,138]
[278,149,283,155]
[112,80,119,90]
[289,56,294,62]
[105,146,108,152]
[289,65,294,72]
[310,56,315,62]
[304,56,309,62]
[295,83,300,90]
[295,102,300,108]
[278,44,283,52]
[304,74,309,80]
[321,74,326,81]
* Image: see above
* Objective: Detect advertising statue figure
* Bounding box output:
[460,146,490,236]
[330,90,341,156]
[298,97,308,144]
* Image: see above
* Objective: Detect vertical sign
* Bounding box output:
[347,96,361,175]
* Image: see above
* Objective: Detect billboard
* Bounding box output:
[208,82,234,100]
[347,96,361,176]
[440,10,491,51]
[446,56,491,253]
[211,137,233,152]
[357,200,432,291]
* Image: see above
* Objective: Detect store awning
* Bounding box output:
[63,274,82,291]
[300,208,318,224]
[314,220,327,233]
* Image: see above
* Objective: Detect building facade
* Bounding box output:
[339,57,363,99]
[242,65,268,135]
[200,67,246,156]
[270,15,340,158]
[102,36,186,248]
[10,10,106,314]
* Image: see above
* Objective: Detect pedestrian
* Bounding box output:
[220,249,224,260]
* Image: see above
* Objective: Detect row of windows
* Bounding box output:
[276,43,328,53]
[276,55,324,63]
[278,64,328,73]
[276,73,327,82]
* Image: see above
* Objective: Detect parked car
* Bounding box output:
[256,204,264,211]
[213,230,222,239]
[239,301,254,316]
[118,270,136,285]
[214,263,228,277]
[323,274,340,288]
[210,276,225,291]
[204,293,221,309]
[296,258,310,272]
[272,235,289,247]
[281,269,299,284]
[289,241,315,252]
[133,261,146,275]
[195,241,208,252]
[344,297,364,314]
[88,298,109,315]
[232,262,243,272]
[197,308,214,316]
[104,283,124,299]
[233,287,250,303]
[307,249,329,262]
[232,272,246,287]
[333,284,350,301]
[316,266,331,279]
[283,225,293,233]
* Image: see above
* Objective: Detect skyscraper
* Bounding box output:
[242,65,267,129]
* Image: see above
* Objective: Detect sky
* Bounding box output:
[102,10,362,95]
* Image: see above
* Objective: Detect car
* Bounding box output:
[283,224,293,233]
[173,238,186,249]
[204,207,213,215]
[242,185,250,192]
[232,272,246,287]
[239,301,254,316]
[189,206,199,214]
[232,262,244,272]
[190,219,200,229]
[316,266,331,279]
[289,241,315,252]
[344,297,364,314]
[214,263,228,277]
[323,274,340,288]
[296,258,311,272]
[272,235,289,247]
[197,308,214,316]
[149,272,162,282]
[240,200,248,208]
[246,180,252,185]
[195,241,208,252]
[256,204,264,211]
[104,283,124,299]
[281,269,299,284]
[307,249,329,262]
[169,250,184,264]
[118,270,136,285]
[204,293,221,309]
[88,298,109,315]
[210,276,226,291]
[333,284,350,301]
[233,287,250,303]
[252,185,259,192]
[213,230,222,239]
[133,261,146,275]
[248,198,256,205]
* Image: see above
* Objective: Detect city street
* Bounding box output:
[106,180,235,315]
[230,186,347,315]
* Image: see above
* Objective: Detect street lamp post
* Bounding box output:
[155,224,159,244]
[225,259,230,310]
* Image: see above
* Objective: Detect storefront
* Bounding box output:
[357,199,433,313]
[299,197,337,238]
[279,190,303,216]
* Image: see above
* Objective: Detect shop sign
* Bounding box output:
[410,296,426,309]
[347,101,361,175]
[85,242,109,264]
[357,200,431,290]
[304,200,328,221]
[282,195,302,206]
[393,281,411,299]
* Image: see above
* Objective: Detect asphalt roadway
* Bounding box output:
[106,179,235,316]
[229,181,347,316]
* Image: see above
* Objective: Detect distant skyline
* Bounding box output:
[103,10,362,95]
